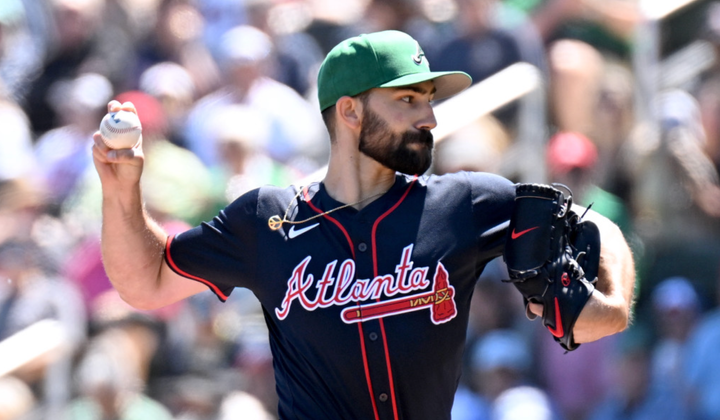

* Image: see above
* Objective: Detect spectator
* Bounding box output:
[217,391,275,420]
[462,261,525,382]
[517,0,639,55]
[64,304,173,420]
[545,131,633,234]
[433,115,511,175]
[627,89,720,309]
[648,276,701,399]
[0,177,47,249]
[184,24,327,171]
[547,39,604,143]
[630,89,720,242]
[0,376,35,420]
[196,0,248,61]
[587,329,698,420]
[453,329,561,420]
[302,0,366,55]
[34,72,113,210]
[134,0,220,98]
[0,239,86,417]
[138,61,197,148]
[245,0,325,97]
[588,59,635,201]
[209,104,297,203]
[695,2,720,175]
[0,83,36,182]
[122,90,219,224]
[359,0,449,60]
[23,0,134,134]
[492,386,557,420]
[452,385,490,420]
[158,375,223,420]
[683,267,720,420]
[430,0,535,127]
[536,319,616,420]
[544,22,637,202]
[430,0,524,81]
[0,0,43,104]
[472,329,534,400]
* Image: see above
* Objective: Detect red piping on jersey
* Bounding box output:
[371,175,418,420]
[303,186,355,259]
[165,235,229,302]
[303,186,380,419]
[356,322,380,420]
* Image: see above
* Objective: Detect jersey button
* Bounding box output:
[369,332,378,341]
[379,393,388,402]
[358,242,367,252]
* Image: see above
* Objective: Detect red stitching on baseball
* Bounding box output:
[103,119,140,134]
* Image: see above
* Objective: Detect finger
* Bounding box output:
[528,302,544,317]
[107,100,121,113]
[92,140,110,164]
[92,133,113,165]
[92,133,141,162]
[106,147,138,162]
[120,101,137,113]
[93,132,109,153]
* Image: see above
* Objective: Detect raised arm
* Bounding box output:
[92,101,208,310]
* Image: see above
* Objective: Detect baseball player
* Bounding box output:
[92,30,635,420]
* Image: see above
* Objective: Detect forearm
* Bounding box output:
[101,185,168,309]
[573,210,636,342]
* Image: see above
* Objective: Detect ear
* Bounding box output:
[336,96,363,131]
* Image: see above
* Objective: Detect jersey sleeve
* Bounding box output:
[164,189,260,302]
[466,171,516,260]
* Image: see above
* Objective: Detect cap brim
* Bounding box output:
[379,71,472,101]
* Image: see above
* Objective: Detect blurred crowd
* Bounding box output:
[1,0,720,419]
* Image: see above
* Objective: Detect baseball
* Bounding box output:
[99,110,142,149]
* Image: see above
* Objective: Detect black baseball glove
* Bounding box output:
[503,183,600,351]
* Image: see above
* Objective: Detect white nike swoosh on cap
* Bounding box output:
[288,223,320,239]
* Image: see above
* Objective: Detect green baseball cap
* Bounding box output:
[317,30,472,111]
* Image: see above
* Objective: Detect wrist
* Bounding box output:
[102,186,146,223]
[574,291,629,343]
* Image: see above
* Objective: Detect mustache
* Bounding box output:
[403,129,434,147]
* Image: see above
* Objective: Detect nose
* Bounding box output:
[416,103,437,131]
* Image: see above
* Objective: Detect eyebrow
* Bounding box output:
[394,85,437,96]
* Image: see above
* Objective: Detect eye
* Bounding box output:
[401,96,412,103]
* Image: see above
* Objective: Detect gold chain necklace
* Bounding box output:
[268,187,385,231]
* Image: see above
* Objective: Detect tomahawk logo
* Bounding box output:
[412,42,426,65]
[274,244,457,325]
[341,262,457,325]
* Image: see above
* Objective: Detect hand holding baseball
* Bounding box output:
[92,101,145,190]
[99,109,142,150]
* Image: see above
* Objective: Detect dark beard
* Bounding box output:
[358,107,434,175]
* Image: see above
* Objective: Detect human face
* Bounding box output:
[358,83,437,175]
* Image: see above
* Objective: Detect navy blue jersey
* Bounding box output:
[166,171,515,420]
